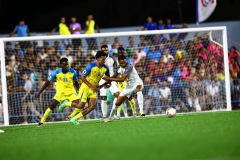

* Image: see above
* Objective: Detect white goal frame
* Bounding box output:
[0,26,231,126]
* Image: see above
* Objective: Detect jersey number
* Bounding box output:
[63,78,68,82]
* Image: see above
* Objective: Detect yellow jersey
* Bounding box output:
[48,68,78,96]
[85,20,95,34]
[59,23,71,35]
[82,62,110,87]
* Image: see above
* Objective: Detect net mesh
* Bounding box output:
[1,29,227,125]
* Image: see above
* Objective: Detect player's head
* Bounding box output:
[60,57,69,72]
[101,45,108,56]
[117,47,125,56]
[118,55,127,68]
[95,51,106,66]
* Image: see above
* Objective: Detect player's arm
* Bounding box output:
[98,66,111,89]
[73,70,80,91]
[103,65,132,82]
[34,81,51,100]
[80,75,98,92]
[81,64,98,92]
[35,71,56,99]
[103,73,128,82]
[74,80,80,91]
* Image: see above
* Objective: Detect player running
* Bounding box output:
[35,57,80,126]
[58,51,110,125]
[98,45,120,119]
[103,54,145,122]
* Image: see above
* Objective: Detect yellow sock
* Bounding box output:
[117,104,122,113]
[40,108,52,123]
[69,108,81,118]
[129,99,136,111]
[66,102,72,107]
[74,112,83,120]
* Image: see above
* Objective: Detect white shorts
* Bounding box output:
[119,80,143,98]
[99,79,119,96]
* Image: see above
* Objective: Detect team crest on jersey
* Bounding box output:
[201,0,214,7]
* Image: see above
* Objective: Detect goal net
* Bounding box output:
[0,26,231,126]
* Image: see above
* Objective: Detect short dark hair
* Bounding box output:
[95,51,106,59]
[101,45,108,49]
[118,55,126,61]
[60,57,68,64]
[118,47,125,53]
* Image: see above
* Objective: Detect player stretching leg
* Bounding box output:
[103,55,145,122]
[59,51,110,125]
[34,57,80,127]
[99,45,120,119]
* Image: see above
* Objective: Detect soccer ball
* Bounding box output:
[166,107,176,118]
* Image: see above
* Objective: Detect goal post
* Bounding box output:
[0,26,231,126]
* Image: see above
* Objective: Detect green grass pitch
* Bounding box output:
[0,110,240,160]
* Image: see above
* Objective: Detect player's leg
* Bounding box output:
[70,98,96,124]
[38,99,59,126]
[135,84,145,116]
[70,87,95,124]
[109,81,120,119]
[120,101,129,118]
[100,90,108,118]
[128,96,137,117]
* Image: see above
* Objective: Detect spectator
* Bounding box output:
[5,42,14,58]
[157,19,165,30]
[38,48,48,60]
[157,19,165,41]
[14,42,24,58]
[228,46,239,63]
[126,39,136,58]
[163,49,174,63]
[53,41,63,55]
[9,19,31,37]
[175,42,186,59]
[132,44,146,66]
[177,23,189,42]
[145,82,161,115]
[21,74,42,124]
[61,50,73,65]
[9,19,31,48]
[159,81,171,111]
[146,44,161,63]
[69,16,82,49]
[48,17,71,47]
[142,16,157,43]
[165,18,176,39]
[33,41,41,55]
[84,14,100,50]
[100,38,112,51]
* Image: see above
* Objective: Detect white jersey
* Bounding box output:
[117,63,142,86]
[105,55,117,76]
[99,55,118,96]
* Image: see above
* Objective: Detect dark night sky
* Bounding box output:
[0,0,239,34]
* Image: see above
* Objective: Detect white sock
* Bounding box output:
[137,91,144,114]
[101,100,108,118]
[109,98,118,118]
[117,111,121,117]
[121,102,128,117]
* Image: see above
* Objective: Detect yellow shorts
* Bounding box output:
[53,92,79,104]
[118,81,127,92]
[78,83,97,103]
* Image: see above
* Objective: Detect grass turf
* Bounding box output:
[0,111,240,160]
